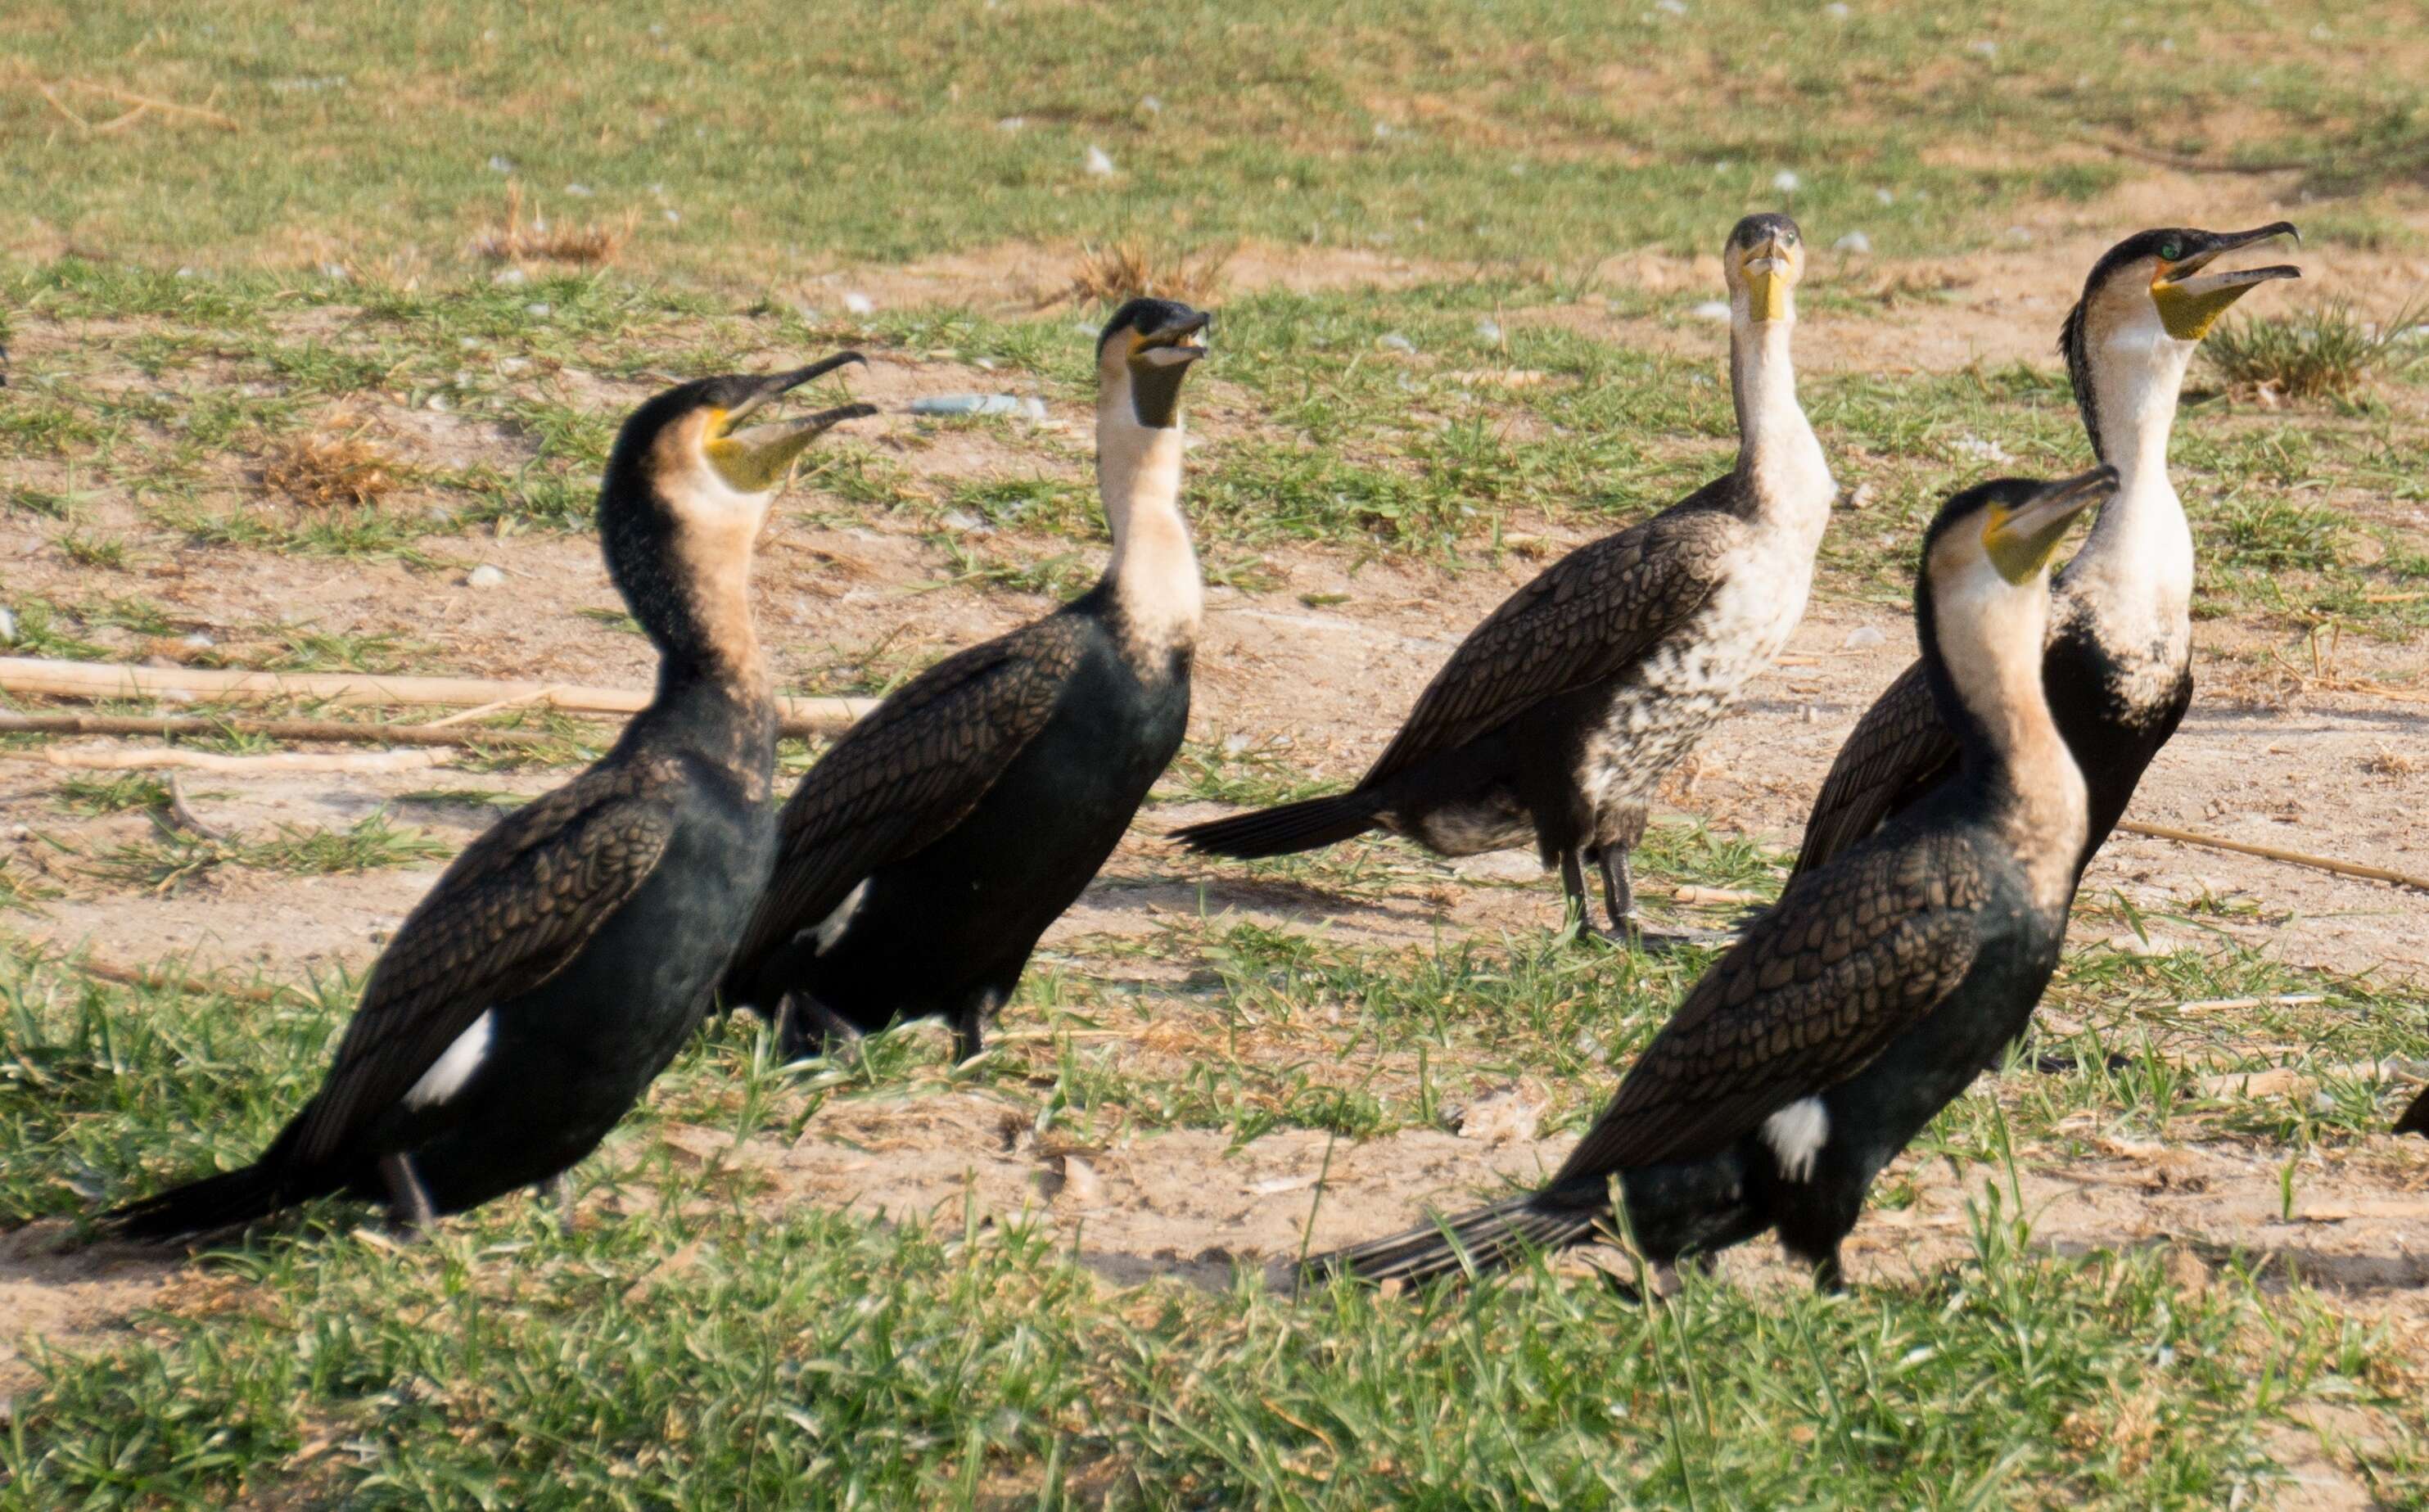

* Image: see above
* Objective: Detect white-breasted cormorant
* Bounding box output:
[106,357,874,1239]
[1174,214,1834,945]
[1792,224,2299,885]
[720,298,1210,1062]
[1307,467,2115,1292]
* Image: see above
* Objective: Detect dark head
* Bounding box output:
[2060,223,2300,457]
[1096,298,1212,429]
[1722,213,1805,324]
[599,354,874,663]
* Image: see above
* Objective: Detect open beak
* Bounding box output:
[1135,310,1213,368]
[708,353,875,492]
[1985,465,2118,584]
[1740,235,1793,323]
[2152,223,2301,341]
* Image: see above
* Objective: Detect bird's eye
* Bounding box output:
[2159,239,2183,262]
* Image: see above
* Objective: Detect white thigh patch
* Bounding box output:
[404,1010,495,1110]
[1760,1096,1829,1182]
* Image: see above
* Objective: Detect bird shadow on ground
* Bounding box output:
[1088,873,1441,930]
[2092,1234,2429,1296]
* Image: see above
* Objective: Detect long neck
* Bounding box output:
[1730,314,1833,527]
[1095,396,1202,663]
[2061,328,2196,628]
[1921,568,2088,910]
[614,519,779,803]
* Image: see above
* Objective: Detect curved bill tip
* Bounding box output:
[771,351,869,393]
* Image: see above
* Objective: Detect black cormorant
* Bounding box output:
[106,356,873,1239]
[1174,214,1835,945]
[1792,224,2299,884]
[720,298,1211,1063]
[1307,467,2116,1293]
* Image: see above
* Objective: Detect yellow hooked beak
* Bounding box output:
[704,353,875,494]
[1741,235,1793,323]
[1983,466,2117,584]
[2151,223,2301,341]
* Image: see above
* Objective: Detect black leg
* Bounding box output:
[381,1153,436,1237]
[950,986,1009,1065]
[777,991,865,1063]
[540,1171,576,1238]
[1599,848,1635,933]
[1558,848,1589,931]
[1810,1246,1845,1294]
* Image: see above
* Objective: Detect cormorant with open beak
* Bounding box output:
[107,358,873,1240]
[1175,215,1834,946]
[1793,225,2300,892]
[1309,468,2114,1293]
[721,299,1210,1063]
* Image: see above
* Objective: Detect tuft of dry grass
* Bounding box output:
[2363,747,2420,779]
[469,183,632,266]
[2205,295,2427,402]
[1052,240,1231,308]
[258,422,397,508]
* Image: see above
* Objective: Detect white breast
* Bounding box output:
[1576,530,1817,810]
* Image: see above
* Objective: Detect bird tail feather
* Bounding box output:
[103,1122,327,1243]
[1171,792,1382,860]
[1299,1191,1605,1289]
[2397,1087,2428,1138]
[104,1162,296,1243]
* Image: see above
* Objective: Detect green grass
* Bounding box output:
[2206,296,2429,402]
[1,928,2422,1505]
[10,263,2422,635]
[80,811,454,894]
[7,1,2426,277]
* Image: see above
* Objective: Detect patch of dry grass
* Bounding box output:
[468,183,632,267]
[257,421,397,508]
[2205,295,2427,402]
[1053,240,1232,309]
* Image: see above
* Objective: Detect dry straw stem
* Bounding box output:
[11,937,283,1005]
[0,656,871,736]
[258,420,397,508]
[470,182,634,265]
[0,711,554,750]
[1051,240,1232,308]
[18,70,239,134]
[2116,819,2429,893]
[3,745,455,776]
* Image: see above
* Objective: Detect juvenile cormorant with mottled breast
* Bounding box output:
[1307,467,2115,1292]
[1175,214,1834,945]
[106,357,874,1239]
[721,299,1211,1063]
[1792,224,2299,887]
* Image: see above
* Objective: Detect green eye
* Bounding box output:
[2159,239,2183,262]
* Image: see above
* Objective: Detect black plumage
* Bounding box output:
[2397,1089,2427,1139]
[106,358,872,1241]
[1307,467,2115,1293]
[721,299,1211,1062]
[1176,214,1836,944]
[1792,224,2299,887]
